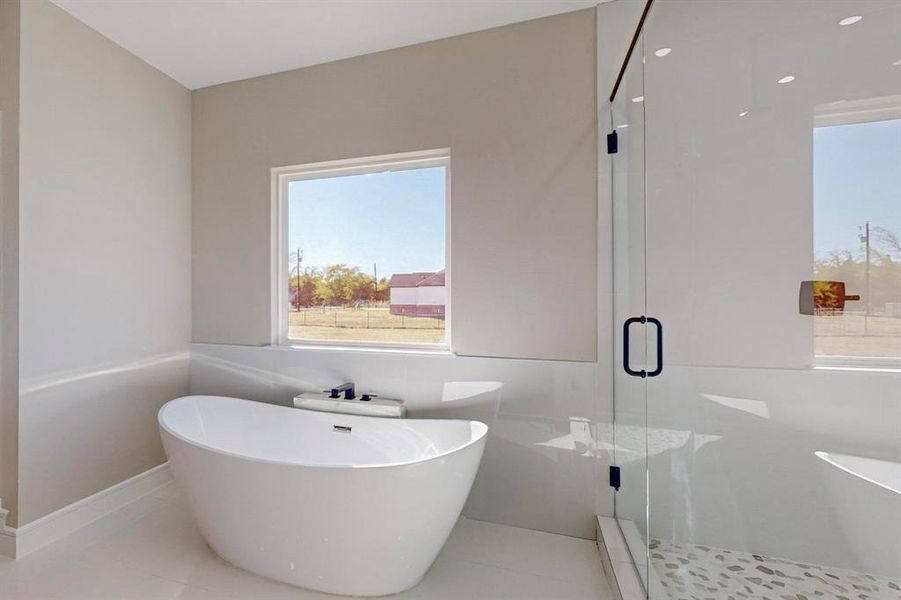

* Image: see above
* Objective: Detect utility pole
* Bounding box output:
[860,222,871,335]
[295,248,303,311]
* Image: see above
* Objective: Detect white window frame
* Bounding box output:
[812,96,901,370]
[270,148,452,352]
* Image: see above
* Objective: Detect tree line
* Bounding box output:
[290,264,390,309]
[815,225,901,312]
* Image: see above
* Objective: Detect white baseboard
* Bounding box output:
[0,501,14,558]
[0,462,172,559]
[0,531,13,558]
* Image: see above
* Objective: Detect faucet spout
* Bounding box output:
[326,382,355,400]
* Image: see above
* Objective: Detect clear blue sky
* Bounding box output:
[288,166,446,279]
[814,118,901,258]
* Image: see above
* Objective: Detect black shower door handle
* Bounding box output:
[623,316,646,378]
[646,317,663,377]
[623,316,663,378]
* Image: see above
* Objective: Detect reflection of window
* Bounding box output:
[813,110,901,362]
[273,150,449,348]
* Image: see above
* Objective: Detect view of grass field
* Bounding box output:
[814,314,901,358]
[288,307,445,344]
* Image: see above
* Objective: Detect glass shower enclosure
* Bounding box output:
[611,1,901,597]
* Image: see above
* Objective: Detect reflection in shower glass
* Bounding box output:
[814,116,901,359]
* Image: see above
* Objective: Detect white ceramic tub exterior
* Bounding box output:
[815,450,901,578]
[159,395,488,596]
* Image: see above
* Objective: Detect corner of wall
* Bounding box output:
[0,0,22,528]
[12,0,191,527]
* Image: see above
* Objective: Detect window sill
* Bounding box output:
[813,356,901,373]
[269,341,454,357]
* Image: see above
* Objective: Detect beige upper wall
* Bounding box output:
[16,0,191,525]
[0,0,21,525]
[193,9,598,361]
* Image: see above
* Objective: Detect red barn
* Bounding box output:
[388,270,446,318]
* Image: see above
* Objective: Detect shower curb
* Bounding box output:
[596,516,645,600]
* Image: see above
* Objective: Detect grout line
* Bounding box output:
[448,556,607,592]
[458,516,598,544]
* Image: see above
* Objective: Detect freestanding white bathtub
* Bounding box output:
[158,395,488,596]
[815,450,901,578]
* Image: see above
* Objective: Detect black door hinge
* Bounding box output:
[609,465,621,491]
[606,130,618,154]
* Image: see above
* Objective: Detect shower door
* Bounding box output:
[613,0,901,598]
[610,23,651,592]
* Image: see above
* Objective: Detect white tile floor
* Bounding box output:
[0,483,612,600]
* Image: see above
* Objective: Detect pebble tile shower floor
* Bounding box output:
[651,538,901,600]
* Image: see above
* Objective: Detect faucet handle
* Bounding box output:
[360,394,378,402]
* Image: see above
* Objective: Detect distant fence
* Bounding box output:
[290,306,444,330]
[815,310,901,336]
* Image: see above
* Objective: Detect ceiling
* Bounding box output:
[50,0,599,90]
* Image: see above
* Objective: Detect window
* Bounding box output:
[273,149,449,349]
[813,102,901,364]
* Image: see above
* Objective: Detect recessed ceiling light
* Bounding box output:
[738,110,749,117]
[632,96,644,103]
[838,15,862,26]
[893,59,901,66]
[616,124,630,129]
[777,75,795,84]
[655,47,672,57]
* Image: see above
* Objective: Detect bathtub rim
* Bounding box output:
[815,450,901,496]
[159,395,488,471]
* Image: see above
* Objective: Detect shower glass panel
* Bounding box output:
[613,1,901,598]
[610,27,650,591]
